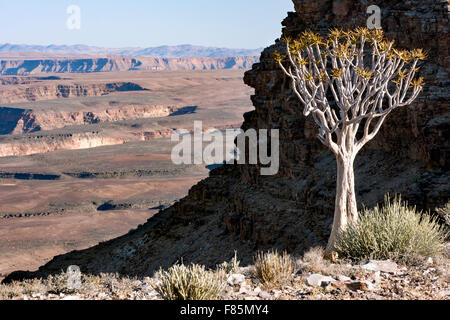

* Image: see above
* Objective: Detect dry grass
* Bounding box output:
[217,250,240,274]
[296,247,351,276]
[153,264,227,300]
[0,272,151,300]
[254,250,295,288]
[436,202,450,229]
[335,195,448,265]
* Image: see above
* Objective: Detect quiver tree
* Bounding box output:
[274,28,426,253]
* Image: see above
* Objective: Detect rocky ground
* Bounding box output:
[1,250,448,300]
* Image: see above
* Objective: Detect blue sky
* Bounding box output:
[0,1,293,49]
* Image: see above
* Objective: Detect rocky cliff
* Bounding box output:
[0,56,259,75]
[8,0,449,279]
[0,132,127,158]
[0,82,147,104]
[0,105,175,135]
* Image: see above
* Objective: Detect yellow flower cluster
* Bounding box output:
[272,27,426,89]
[356,67,374,80]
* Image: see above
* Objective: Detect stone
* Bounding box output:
[246,290,259,297]
[370,271,382,284]
[361,260,399,274]
[345,281,377,292]
[271,290,282,299]
[306,274,336,287]
[239,284,251,294]
[227,273,246,286]
[438,290,450,298]
[336,275,351,282]
[258,291,271,300]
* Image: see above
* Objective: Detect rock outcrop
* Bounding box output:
[7,0,449,279]
[0,56,259,75]
[0,121,244,157]
[0,105,175,135]
[0,132,127,158]
[0,82,147,104]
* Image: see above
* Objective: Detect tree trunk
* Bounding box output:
[326,154,358,254]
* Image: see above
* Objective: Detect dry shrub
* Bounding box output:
[154,264,226,300]
[436,202,450,229]
[0,272,146,300]
[0,278,45,300]
[254,250,294,287]
[335,195,448,265]
[297,247,351,276]
[217,251,240,274]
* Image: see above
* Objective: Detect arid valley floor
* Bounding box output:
[0,68,254,276]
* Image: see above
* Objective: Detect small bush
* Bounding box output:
[217,251,240,274]
[335,195,448,265]
[154,264,226,300]
[297,247,351,276]
[254,250,294,287]
[436,202,450,228]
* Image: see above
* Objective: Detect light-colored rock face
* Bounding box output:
[0,82,147,104]
[360,260,399,274]
[4,105,175,135]
[0,56,259,75]
[0,133,127,158]
[306,274,336,287]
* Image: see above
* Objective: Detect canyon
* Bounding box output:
[0,81,148,104]
[0,105,176,135]
[0,55,259,76]
[0,69,254,274]
[0,69,253,158]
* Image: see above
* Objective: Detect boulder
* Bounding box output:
[306,274,336,287]
[227,273,246,286]
[361,260,399,274]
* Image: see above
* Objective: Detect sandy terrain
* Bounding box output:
[0,69,254,274]
[0,209,155,275]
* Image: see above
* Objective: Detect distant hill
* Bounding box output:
[0,56,259,75]
[0,44,263,58]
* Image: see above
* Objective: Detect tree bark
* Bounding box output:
[326,154,358,254]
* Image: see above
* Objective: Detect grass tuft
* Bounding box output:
[154,264,226,300]
[254,250,294,287]
[217,251,240,274]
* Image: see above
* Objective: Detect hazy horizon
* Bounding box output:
[0,42,263,50]
[0,1,293,49]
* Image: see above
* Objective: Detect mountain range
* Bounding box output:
[0,43,263,58]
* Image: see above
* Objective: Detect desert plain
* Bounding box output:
[0,68,254,275]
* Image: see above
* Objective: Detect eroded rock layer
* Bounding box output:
[0,56,259,75]
[0,132,127,157]
[8,0,449,280]
[0,105,175,135]
[0,82,147,104]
